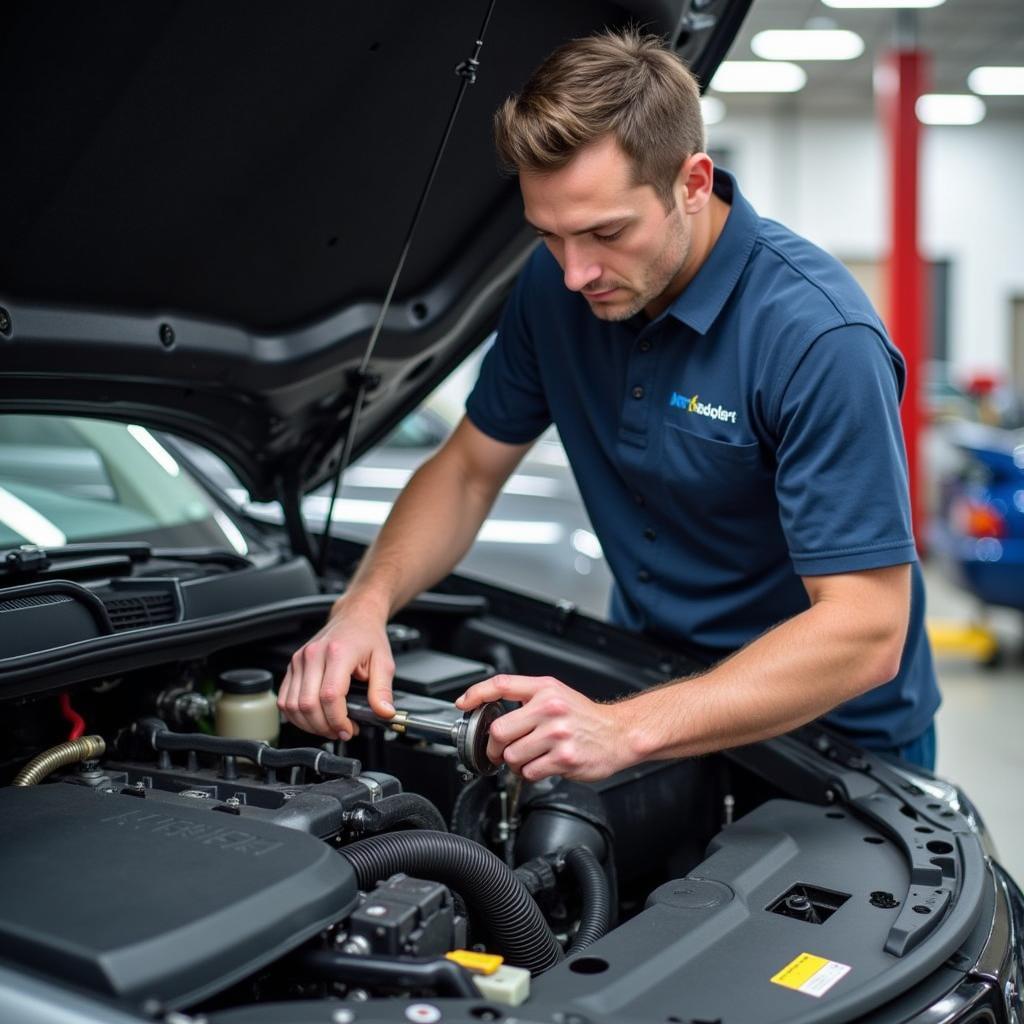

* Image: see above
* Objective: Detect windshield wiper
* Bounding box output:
[2,543,252,578]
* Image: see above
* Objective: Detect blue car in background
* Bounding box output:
[933,421,1024,613]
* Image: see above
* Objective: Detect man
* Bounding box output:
[279,29,940,779]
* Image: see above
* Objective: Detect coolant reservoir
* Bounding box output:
[214,669,280,744]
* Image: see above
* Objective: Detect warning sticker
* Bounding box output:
[771,953,851,998]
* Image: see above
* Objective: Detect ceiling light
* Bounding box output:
[915,94,986,125]
[127,424,180,476]
[821,0,945,8]
[968,66,1024,96]
[700,95,726,124]
[710,62,807,94]
[751,29,864,61]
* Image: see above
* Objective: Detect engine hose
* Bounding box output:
[351,792,448,834]
[564,845,612,955]
[339,830,563,975]
[13,735,106,787]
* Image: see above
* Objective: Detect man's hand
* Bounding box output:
[455,675,634,782]
[278,597,395,740]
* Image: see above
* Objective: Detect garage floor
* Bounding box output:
[924,559,1024,884]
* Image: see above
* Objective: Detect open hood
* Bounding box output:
[0,0,750,502]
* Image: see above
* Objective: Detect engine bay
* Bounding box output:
[0,543,995,1024]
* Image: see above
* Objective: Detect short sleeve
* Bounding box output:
[465,252,552,445]
[774,324,918,575]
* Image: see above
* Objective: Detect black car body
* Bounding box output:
[0,3,1022,1022]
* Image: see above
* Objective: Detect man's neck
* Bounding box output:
[645,192,731,319]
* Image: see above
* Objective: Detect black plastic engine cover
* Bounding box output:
[0,783,359,1009]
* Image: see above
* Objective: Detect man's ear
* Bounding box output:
[677,152,714,214]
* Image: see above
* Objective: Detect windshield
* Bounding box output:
[0,415,250,554]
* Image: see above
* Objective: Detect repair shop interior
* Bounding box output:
[0,2,1022,1023]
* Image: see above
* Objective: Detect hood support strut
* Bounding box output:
[315,0,499,576]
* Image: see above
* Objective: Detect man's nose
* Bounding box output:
[562,243,602,292]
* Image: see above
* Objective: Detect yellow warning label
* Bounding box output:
[771,953,851,998]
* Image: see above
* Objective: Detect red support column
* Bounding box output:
[878,49,929,552]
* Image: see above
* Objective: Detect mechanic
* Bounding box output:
[279,29,941,777]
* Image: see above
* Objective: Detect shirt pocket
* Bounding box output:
[659,421,769,520]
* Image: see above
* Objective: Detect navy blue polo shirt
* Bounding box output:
[465,170,940,749]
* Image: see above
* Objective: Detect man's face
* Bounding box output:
[520,135,691,321]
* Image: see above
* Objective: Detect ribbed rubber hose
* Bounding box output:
[353,792,448,834]
[339,830,563,975]
[564,845,612,955]
[13,735,106,786]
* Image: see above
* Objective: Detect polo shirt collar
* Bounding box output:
[663,168,760,336]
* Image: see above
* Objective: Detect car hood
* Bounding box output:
[0,0,749,502]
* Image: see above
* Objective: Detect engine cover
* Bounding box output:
[0,783,359,1009]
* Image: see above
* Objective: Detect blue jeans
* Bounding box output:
[880,722,937,771]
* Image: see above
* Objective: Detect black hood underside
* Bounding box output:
[0,0,750,500]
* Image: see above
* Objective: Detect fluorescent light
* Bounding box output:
[0,486,67,547]
[916,94,986,125]
[822,0,944,8]
[751,29,864,61]
[478,521,563,545]
[342,465,559,498]
[700,95,726,125]
[344,466,413,490]
[304,496,391,525]
[710,61,807,93]
[301,494,563,545]
[211,508,249,556]
[571,529,603,560]
[127,424,180,477]
[968,66,1024,96]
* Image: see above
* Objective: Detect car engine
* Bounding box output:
[0,594,710,1018]
[1,546,994,1024]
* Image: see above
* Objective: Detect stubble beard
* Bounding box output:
[586,211,690,322]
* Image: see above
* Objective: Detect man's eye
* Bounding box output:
[594,228,625,242]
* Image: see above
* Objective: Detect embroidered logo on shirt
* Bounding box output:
[669,391,738,424]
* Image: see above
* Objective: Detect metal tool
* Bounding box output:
[345,686,503,776]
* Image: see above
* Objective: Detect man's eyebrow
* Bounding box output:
[525,215,634,236]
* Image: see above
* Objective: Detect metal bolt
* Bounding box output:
[364,904,388,917]
[333,1011,356,1024]
[159,323,175,348]
[0,307,11,335]
[341,935,372,956]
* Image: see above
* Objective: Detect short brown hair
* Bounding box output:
[494,29,705,208]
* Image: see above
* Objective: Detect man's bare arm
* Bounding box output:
[619,564,912,761]
[458,564,912,780]
[279,416,531,737]
[341,417,531,618]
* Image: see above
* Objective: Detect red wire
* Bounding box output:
[59,693,86,741]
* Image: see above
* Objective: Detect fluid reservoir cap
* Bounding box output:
[648,876,735,911]
[218,668,274,695]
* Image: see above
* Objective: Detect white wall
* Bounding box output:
[710,111,1024,379]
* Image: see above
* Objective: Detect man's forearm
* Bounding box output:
[339,451,498,619]
[619,573,909,763]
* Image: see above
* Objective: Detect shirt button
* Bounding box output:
[643,527,657,541]
[631,386,645,400]
[639,339,652,352]
[633,493,645,507]
[637,569,652,583]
